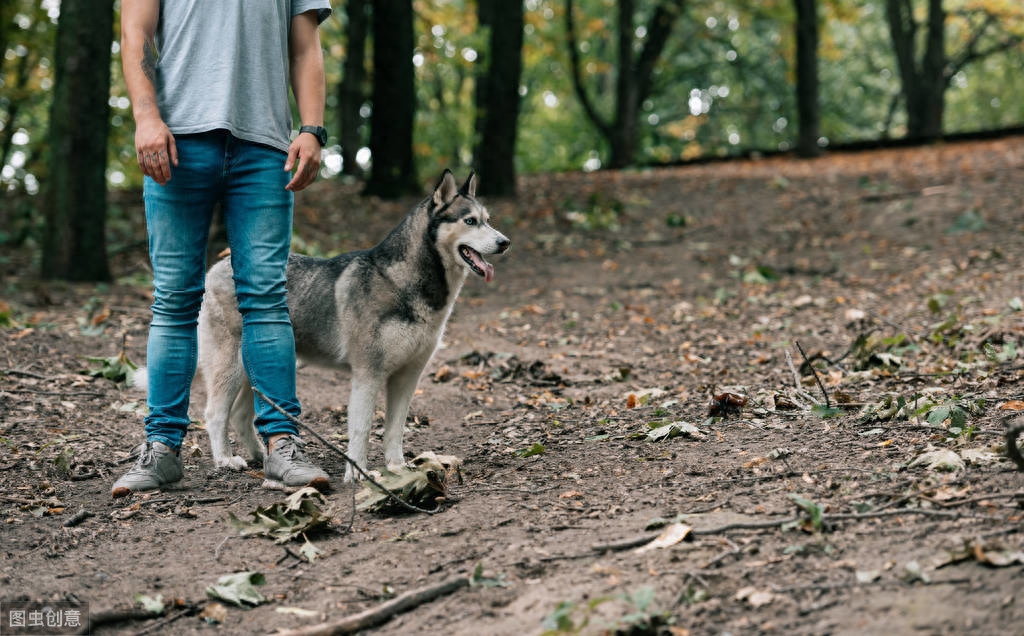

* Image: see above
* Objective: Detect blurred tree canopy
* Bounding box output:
[2,0,1023,199]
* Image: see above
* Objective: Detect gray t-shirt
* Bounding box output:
[155,0,331,153]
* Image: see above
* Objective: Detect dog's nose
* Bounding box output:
[497,236,511,253]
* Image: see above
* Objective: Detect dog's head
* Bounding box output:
[430,170,510,282]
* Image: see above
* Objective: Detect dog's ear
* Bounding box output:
[459,172,477,198]
[432,169,459,208]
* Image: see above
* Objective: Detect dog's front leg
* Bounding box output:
[383,365,423,469]
[344,373,382,481]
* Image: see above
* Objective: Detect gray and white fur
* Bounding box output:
[197,170,510,481]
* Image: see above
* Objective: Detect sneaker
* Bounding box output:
[264,435,330,491]
[111,441,183,498]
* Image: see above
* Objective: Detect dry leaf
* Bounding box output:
[634,522,691,554]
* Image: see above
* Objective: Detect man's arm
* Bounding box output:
[284,10,326,192]
[122,0,176,185]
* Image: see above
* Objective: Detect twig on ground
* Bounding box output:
[4,368,50,380]
[133,605,195,636]
[270,575,470,636]
[62,509,94,528]
[75,608,160,634]
[591,506,1003,555]
[795,341,830,409]
[214,535,231,562]
[252,387,441,516]
[771,577,972,595]
[784,349,816,408]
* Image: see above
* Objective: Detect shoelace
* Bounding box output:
[275,438,317,466]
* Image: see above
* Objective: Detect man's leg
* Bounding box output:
[222,135,328,489]
[113,133,222,497]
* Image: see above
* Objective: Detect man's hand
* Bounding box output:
[135,117,178,186]
[284,132,322,192]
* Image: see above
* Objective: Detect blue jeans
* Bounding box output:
[143,130,300,449]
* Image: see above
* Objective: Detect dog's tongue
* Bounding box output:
[467,249,495,282]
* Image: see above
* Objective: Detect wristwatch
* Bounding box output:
[299,125,327,147]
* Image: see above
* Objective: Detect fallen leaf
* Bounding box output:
[909,448,964,472]
[299,538,323,563]
[355,452,462,513]
[634,522,692,554]
[200,602,228,624]
[647,421,703,442]
[275,607,319,618]
[228,487,337,543]
[134,594,164,615]
[709,391,747,416]
[205,572,267,607]
[900,560,931,584]
[735,586,774,608]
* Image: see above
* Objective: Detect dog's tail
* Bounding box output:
[129,366,148,394]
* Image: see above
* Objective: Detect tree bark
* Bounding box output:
[793,0,821,157]
[566,0,686,169]
[339,0,368,177]
[885,0,946,142]
[473,0,524,197]
[41,0,113,281]
[364,0,417,198]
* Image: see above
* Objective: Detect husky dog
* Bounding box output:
[197,170,510,481]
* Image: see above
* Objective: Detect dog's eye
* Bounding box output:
[463,217,477,226]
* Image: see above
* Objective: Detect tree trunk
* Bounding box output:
[918,0,946,140]
[473,0,524,197]
[363,0,417,198]
[41,0,113,281]
[566,0,685,170]
[793,0,821,157]
[608,0,638,169]
[885,0,946,142]
[339,0,368,177]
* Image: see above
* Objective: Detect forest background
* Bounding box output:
[1,0,1024,281]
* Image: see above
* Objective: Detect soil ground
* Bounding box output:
[2,137,1024,635]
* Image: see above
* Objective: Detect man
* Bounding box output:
[113,0,333,497]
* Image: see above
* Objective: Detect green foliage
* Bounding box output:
[3,0,1024,201]
[84,351,137,384]
[562,192,623,231]
[515,442,547,458]
[541,586,669,635]
[788,494,824,532]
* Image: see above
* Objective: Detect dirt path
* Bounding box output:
[2,137,1023,635]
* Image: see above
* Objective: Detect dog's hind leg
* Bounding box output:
[202,355,251,471]
[382,363,424,469]
[231,384,265,465]
[344,372,383,481]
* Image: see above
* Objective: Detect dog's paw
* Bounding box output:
[343,466,358,483]
[213,455,249,471]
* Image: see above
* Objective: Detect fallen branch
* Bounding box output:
[75,608,161,634]
[270,575,469,636]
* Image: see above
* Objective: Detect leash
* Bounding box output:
[252,386,442,515]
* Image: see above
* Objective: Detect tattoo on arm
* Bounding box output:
[142,38,157,85]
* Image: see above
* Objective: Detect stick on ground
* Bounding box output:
[270,575,470,636]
